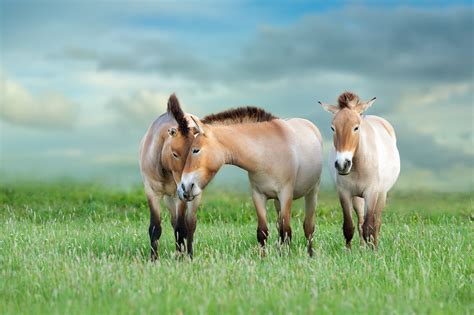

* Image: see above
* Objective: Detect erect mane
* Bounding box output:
[201,106,277,125]
[167,93,189,136]
[338,92,360,109]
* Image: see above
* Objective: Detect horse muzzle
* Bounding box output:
[177,183,196,201]
[177,173,202,201]
[335,158,352,175]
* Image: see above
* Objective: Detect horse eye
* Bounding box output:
[172,152,179,159]
[331,126,335,132]
[354,126,359,132]
[192,148,200,154]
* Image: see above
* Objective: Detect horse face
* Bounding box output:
[166,127,195,185]
[332,108,361,175]
[178,132,221,202]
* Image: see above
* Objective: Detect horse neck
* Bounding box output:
[210,124,265,172]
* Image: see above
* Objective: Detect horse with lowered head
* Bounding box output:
[139,94,199,260]
[319,92,400,249]
[177,106,324,256]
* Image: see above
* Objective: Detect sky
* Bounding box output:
[0,0,473,191]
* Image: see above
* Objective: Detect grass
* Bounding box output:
[0,182,473,314]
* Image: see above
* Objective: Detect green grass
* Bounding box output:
[0,182,473,314]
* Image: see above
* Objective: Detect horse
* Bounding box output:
[139,94,199,260]
[176,107,323,256]
[319,91,400,249]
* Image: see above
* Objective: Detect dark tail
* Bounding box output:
[167,93,189,135]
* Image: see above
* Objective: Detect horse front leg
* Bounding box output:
[352,196,365,246]
[185,194,201,259]
[252,191,268,249]
[146,192,162,261]
[164,196,188,253]
[338,191,354,249]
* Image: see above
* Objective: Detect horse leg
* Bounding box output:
[185,194,201,259]
[163,196,187,253]
[363,192,385,249]
[252,191,268,248]
[277,188,293,245]
[374,192,386,248]
[338,192,354,249]
[274,199,281,229]
[146,190,162,261]
[352,196,365,246]
[303,185,318,257]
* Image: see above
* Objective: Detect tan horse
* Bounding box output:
[319,92,400,249]
[139,94,199,260]
[177,107,323,256]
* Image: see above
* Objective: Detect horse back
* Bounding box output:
[364,115,396,142]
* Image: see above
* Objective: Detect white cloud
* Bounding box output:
[106,90,170,126]
[0,78,80,129]
[43,148,84,158]
[394,82,474,154]
[398,82,472,110]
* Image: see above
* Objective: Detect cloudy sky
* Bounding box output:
[0,1,473,191]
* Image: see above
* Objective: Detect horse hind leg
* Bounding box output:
[363,192,386,249]
[274,199,281,234]
[303,185,318,257]
[373,193,386,248]
[277,189,293,246]
[352,196,365,246]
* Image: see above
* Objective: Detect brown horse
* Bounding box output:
[177,107,323,256]
[319,92,400,248]
[139,94,199,260]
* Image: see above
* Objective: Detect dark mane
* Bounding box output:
[338,91,360,109]
[202,106,277,125]
[167,93,189,135]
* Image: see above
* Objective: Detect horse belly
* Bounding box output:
[293,144,323,199]
[249,172,281,199]
[292,162,322,198]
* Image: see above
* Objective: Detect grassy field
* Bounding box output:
[0,182,472,314]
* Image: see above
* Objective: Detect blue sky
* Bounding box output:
[0,1,473,190]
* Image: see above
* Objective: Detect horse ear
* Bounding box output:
[355,97,376,114]
[318,101,340,114]
[168,127,177,137]
[190,116,206,136]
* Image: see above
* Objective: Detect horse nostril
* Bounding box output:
[334,161,339,169]
[190,183,194,190]
[181,183,185,191]
[344,159,350,169]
